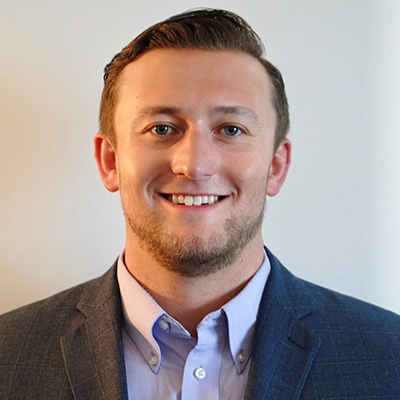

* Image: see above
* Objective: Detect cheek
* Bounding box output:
[117,148,168,197]
[227,162,269,205]
[229,148,270,185]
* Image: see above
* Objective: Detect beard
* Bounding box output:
[121,188,266,278]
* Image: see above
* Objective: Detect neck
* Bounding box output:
[124,236,264,336]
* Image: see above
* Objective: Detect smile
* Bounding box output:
[165,194,220,206]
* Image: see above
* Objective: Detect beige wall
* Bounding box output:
[1,0,399,314]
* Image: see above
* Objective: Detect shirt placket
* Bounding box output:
[180,315,227,400]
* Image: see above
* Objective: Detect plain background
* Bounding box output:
[1,0,399,315]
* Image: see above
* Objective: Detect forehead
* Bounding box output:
[116,48,275,126]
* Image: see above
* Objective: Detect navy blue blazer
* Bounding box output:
[1,249,399,399]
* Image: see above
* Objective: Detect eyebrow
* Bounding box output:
[133,106,182,120]
[128,107,181,132]
[130,105,262,127]
[212,105,261,126]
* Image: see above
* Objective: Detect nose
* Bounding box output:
[170,128,219,180]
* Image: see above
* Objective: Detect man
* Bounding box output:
[0,8,399,400]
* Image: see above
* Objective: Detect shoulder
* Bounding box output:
[0,263,121,398]
[297,277,400,351]
[259,249,400,396]
[263,247,400,360]
[265,247,400,330]
[0,263,118,336]
[296,279,400,396]
[0,282,84,338]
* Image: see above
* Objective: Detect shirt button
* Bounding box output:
[237,352,246,363]
[149,355,158,366]
[194,367,206,380]
[159,319,170,331]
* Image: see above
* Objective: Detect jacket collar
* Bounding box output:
[245,248,321,400]
[59,249,320,400]
[60,262,128,400]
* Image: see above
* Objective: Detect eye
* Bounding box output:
[152,125,171,135]
[222,125,241,137]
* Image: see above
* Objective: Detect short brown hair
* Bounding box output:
[99,8,290,149]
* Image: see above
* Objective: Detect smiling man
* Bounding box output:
[1,9,399,400]
[94,47,290,338]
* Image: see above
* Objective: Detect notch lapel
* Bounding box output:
[245,249,322,400]
[60,265,128,400]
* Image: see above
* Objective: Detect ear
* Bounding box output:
[267,139,291,197]
[93,132,119,192]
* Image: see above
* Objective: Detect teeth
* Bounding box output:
[170,195,219,206]
[193,196,202,206]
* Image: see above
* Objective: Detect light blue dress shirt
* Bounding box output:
[117,251,270,400]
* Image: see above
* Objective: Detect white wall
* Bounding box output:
[1,0,399,314]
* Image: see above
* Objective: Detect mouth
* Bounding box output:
[161,194,223,206]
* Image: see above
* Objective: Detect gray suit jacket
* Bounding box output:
[1,249,400,399]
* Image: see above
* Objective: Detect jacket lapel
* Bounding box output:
[60,264,128,400]
[58,251,320,399]
[245,249,321,400]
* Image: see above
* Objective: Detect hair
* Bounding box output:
[99,8,290,150]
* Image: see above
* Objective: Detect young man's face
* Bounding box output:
[95,48,290,276]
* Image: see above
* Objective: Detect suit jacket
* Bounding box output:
[1,249,400,399]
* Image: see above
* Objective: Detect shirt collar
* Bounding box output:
[117,254,164,372]
[117,250,270,374]
[222,252,270,372]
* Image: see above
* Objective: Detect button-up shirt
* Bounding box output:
[117,251,270,399]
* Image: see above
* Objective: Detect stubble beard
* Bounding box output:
[122,190,267,278]
[125,204,265,278]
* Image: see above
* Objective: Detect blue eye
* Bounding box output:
[153,125,170,135]
[223,126,240,136]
